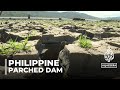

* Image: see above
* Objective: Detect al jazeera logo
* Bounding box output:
[101,47,117,68]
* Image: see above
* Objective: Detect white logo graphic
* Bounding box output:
[101,47,117,68]
[104,47,114,62]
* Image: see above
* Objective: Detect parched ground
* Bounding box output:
[0,19,120,79]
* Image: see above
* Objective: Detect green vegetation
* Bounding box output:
[78,35,92,48]
[30,30,38,36]
[0,36,31,55]
[0,11,98,19]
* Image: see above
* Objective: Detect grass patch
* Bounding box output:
[78,35,92,48]
[0,36,31,55]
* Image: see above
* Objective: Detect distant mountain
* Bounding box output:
[0,11,99,19]
[104,17,120,20]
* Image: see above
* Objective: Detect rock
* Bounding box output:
[69,28,86,33]
[41,34,54,43]
[94,32,120,39]
[85,30,94,39]
[0,55,7,66]
[24,27,30,30]
[38,42,66,60]
[0,55,13,66]
[41,34,76,44]
[4,22,9,24]
[58,44,120,79]
[75,30,95,39]
[0,29,24,43]
[0,66,5,75]
[34,27,44,32]
[4,28,12,32]
[107,42,120,48]
[27,26,33,30]
[101,32,120,38]
[13,50,39,60]
[29,36,41,40]
[59,49,70,77]
[42,29,48,34]
[8,23,13,27]
[102,27,113,32]
[61,25,79,29]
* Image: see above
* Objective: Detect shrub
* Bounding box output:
[0,36,31,55]
[79,35,92,48]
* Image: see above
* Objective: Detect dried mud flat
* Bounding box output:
[0,19,120,79]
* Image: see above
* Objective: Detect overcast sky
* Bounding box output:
[58,11,120,18]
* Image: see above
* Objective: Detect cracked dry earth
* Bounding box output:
[0,19,120,79]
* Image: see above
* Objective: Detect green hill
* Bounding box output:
[104,17,120,20]
[0,11,99,19]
